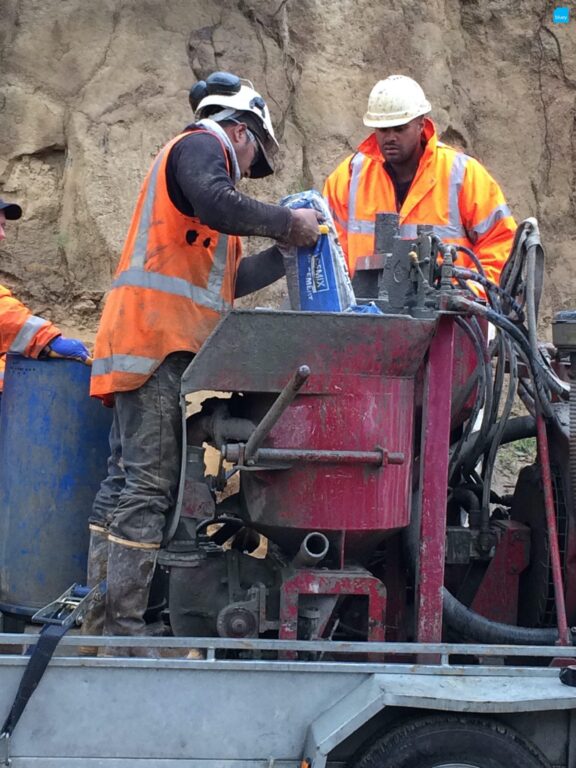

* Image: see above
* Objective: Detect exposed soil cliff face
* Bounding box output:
[0,0,574,338]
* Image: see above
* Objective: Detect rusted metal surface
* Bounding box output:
[471,521,531,624]
[180,310,438,395]
[537,410,571,645]
[545,411,576,625]
[224,446,403,466]
[179,309,438,559]
[240,375,416,555]
[279,568,387,644]
[416,316,455,642]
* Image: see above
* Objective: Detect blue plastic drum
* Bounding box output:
[0,354,112,614]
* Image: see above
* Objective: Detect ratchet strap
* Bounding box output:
[0,622,69,765]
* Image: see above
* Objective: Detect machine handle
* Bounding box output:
[244,364,310,461]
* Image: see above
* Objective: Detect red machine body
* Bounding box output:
[165,222,574,653]
[168,309,489,643]
[180,311,436,555]
[238,317,437,561]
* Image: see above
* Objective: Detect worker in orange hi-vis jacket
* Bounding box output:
[323,75,517,287]
[86,72,322,655]
[0,198,90,393]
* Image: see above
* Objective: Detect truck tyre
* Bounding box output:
[351,715,551,768]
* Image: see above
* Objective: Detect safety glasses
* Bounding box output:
[246,128,263,170]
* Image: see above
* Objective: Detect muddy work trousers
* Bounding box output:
[90,352,193,546]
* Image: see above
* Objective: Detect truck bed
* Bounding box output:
[1,636,576,767]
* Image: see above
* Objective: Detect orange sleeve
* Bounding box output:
[458,158,517,286]
[0,284,61,358]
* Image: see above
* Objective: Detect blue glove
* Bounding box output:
[47,336,90,362]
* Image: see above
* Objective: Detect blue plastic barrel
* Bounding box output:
[0,355,112,613]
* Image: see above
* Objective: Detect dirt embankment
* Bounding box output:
[0,0,574,344]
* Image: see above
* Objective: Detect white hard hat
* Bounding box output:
[194,77,279,177]
[363,75,432,128]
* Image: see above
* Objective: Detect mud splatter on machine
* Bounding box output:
[163,215,574,649]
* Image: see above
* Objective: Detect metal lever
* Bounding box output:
[244,365,310,462]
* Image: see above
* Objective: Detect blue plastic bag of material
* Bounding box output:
[279,190,355,312]
[345,302,384,315]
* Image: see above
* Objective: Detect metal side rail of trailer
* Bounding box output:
[1,636,576,767]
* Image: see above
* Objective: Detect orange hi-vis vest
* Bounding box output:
[323,119,516,286]
[91,128,242,397]
[0,284,60,391]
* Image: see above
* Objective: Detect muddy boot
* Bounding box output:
[78,525,109,656]
[100,538,159,658]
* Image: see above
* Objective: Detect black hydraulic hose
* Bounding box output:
[404,523,570,644]
[450,487,481,528]
[453,267,524,320]
[500,220,530,303]
[442,587,569,645]
[455,274,500,315]
[454,244,486,279]
[470,317,494,447]
[524,240,566,399]
[449,295,554,419]
[500,414,537,443]
[456,262,565,401]
[477,335,507,524]
[456,415,536,477]
[455,246,565,399]
[489,332,505,425]
[481,335,518,515]
[525,241,539,356]
[448,316,491,483]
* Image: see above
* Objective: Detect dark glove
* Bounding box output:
[46,336,90,362]
[284,209,323,248]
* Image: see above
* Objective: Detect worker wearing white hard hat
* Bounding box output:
[363,74,432,128]
[85,72,322,654]
[192,76,279,179]
[324,74,516,287]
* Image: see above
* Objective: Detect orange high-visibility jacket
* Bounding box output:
[323,119,516,286]
[91,129,242,397]
[0,284,60,391]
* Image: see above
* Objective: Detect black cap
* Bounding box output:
[0,199,22,220]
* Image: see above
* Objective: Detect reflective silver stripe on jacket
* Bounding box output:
[331,209,348,232]
[92,354,159,377]
[347,150,471,242]
[9,315,50,354]
[435,152,468,240]
[469,203,512,243]
[120,133,232,312]
[348,153,374,234]
[112,263,232,313]
[206,233,229,296]
[130,153,163,269]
